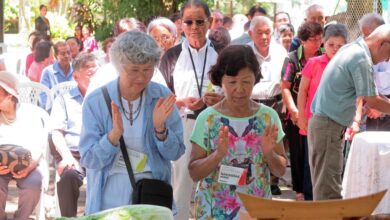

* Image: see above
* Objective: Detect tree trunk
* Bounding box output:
[18,0,31,34]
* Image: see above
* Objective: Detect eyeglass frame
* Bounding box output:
[182,19,209,27]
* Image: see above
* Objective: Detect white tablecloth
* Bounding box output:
[342,131,390,214]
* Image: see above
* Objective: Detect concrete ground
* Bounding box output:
[5,166,295,220]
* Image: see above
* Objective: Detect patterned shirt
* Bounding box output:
[190,105,285,220]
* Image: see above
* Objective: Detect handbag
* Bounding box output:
[0,144,32,173]
[101,86,173,210]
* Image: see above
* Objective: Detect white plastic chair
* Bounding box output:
[18,81,52,111]
[51,81,78,100]
[29,104,52,220]
[5,104,52,220]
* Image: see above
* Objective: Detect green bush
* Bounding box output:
[4,0,19,33]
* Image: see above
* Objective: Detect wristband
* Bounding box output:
[353,119,360,125]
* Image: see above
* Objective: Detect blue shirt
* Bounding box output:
[79,79,185,214]
[50,87,83,152]
[40,62,74,108]
[311,38,378,126]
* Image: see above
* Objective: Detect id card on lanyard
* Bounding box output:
[188,46,208,98]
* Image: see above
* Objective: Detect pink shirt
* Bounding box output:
[25,53,35,75]
[300,54,330,135]
[83,37,98,53]
[28,61,47,82]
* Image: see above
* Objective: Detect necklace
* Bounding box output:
[0,111,16,125]
[120,92,143,126]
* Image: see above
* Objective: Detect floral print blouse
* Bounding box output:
[190,105,285,220]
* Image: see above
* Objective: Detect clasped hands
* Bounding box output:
[214,123,278,159]
[176,92,224,111]
[0,160,38,179]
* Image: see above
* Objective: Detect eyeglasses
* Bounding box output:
[183,19,208,27]
[152,35,173,42]
[58,51,71,56]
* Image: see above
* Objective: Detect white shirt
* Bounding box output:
[0,104,46,161]
[173,39,218,115]
[248,41,287,100]
[373,61,390,95]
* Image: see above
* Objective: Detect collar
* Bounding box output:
[53,61,72,75]
[248,41,273,61]
[297,45,324,61]
[69,87,83,99]
[183,38,211,54]
[357,37,373,67]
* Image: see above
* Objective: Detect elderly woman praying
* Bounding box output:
[79,31,185,214]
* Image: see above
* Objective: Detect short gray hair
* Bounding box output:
[147,17,177,37]
[305,4,324,18]
[73,52,97,72]
[109,31,161,72]
[359,13,385,36]
[249,16,273,33]
[324,23,348,42]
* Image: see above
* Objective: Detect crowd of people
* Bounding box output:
[1,0,390,219]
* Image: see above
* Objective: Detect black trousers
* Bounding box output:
[49,137,85,217]
[285,119,304,193]
[366,115,390,131]
[57,167,84,217]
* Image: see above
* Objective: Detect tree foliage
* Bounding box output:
[82,0,187,41]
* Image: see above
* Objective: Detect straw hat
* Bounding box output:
[0,71,19,99]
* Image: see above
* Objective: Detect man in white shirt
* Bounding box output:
[248,16,287,104]
[248,15,287,195]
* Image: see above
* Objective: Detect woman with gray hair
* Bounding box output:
[79,31,185,214]
[147,17,177,54]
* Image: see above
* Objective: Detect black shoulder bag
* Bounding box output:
[101,86,173,210]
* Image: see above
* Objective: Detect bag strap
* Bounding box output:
[101,86,137,189]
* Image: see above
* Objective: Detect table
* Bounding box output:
[342,131,390,214]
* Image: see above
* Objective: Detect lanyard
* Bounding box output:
[188,45,208,97]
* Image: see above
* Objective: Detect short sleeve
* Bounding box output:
[281,56,296,83]
[301,58,315,79]
[268,108,285,143]
[350,60,378,97]
[190,109,211,151]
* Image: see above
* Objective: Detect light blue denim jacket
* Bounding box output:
[79,79,185,214]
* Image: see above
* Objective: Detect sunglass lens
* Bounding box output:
[195,20,205,25]
[184,20,193,26]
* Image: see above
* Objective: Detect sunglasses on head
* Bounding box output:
[183,19,207,26]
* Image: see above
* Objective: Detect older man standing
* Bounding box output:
[248,15,287,195]
[50,53,97,217]
[159,1,222,219]
[309,24,390,200]
[290,4,326,52]
[248,16,287,102]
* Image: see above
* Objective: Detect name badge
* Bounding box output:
[127,149,148,173]
[218,165,247,186]
[112,149,148,174]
